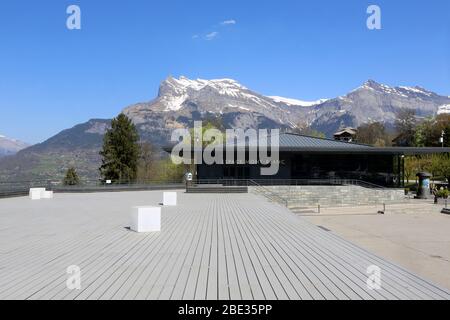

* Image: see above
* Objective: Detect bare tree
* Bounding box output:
[356,122,390,146]
[395,109,417,146]
[137,142,156,182]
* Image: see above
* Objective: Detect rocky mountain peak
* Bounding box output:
[358,79,398,94]
[362,79,381,89]
[0,135,30,157]
[160,76,246,95]
[156,76,252,112]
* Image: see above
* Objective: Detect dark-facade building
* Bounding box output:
[192,133,450,188]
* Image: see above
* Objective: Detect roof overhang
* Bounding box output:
[277,147,450,155]
[163,145,450,156]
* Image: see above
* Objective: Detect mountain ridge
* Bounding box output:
[1,76,450,181]
[0,135,30,158]
[124,76,450,138]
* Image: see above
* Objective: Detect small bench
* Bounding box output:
[130,206,161,233]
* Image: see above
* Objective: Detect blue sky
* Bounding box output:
[0,0,449,143]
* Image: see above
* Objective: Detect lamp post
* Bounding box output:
[401,154,405,187]
[440,130,445,148]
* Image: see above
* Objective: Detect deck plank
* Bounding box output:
[0,191,448,300]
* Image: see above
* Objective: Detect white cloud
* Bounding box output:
[193,20,236,41]
[205,32,219,40]
[221,19,236,26]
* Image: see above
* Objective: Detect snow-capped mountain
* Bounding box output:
[308,79,450,135]
[123,76,450,140]
[438,104,450,115]
[1,76,450,181]
[0,135,30,157]
[123,76,320,143]
[268,96,329,107]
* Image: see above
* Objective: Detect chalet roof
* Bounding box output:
[334,127,357,136]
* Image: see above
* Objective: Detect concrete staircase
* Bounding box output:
[187,185,248,194]
[250,185,406,209]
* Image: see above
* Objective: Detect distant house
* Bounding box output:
[334,127,357,142]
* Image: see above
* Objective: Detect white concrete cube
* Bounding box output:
[163,192,177,206]
[41,191,54,199]
[29,188,45,200]
[130,206,161,233]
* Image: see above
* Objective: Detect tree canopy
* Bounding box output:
[394,109,417,147]
[293,124,326,139]
[99,113,140,183]
[414,115,450,147]
[63,167,80,186]
[356,122,391,146]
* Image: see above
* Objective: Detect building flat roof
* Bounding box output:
[0,191,448,300]
[277,146,450,155]
[279,133,370,149]
[165,133,450,155]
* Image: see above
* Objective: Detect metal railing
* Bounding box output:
[0,177,387,199]
[248,180,289,207]
[191,178,386,189]
[0,179,185,198]
[190,179,250,186]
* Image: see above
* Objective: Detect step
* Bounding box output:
[187,186,248,194]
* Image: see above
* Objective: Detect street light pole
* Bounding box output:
[440,130,445,148]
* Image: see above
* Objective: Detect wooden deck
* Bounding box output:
[0,191,448,300]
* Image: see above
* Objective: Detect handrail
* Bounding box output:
[1,178,388,189]
[341,179,386,189]
[0,178,388,199]
[192,178,387,189]
[0,183,186,199]
[0,179,183,188]
[248,180,289,207]
[0,180,185,197]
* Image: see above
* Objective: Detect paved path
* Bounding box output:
[0,191,448,300]
[303,202,450,291]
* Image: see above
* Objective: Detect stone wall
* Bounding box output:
[250,185,406,208]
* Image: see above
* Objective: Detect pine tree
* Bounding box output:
[99,113,140,183]
[63,167,80,186]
